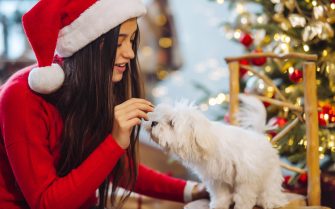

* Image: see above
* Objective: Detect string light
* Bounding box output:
[159,37,173,48]
[208,98,217,106]
[322,49,328,57]
[303,44,310,52]
[233,29,242,39]
[319,153,325,159]
[216,93,227,104]
[311,0,317,7]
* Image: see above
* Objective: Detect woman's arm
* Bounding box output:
[0,84,125,209]
[134,164,209,203]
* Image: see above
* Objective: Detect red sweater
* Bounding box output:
[0,67,187,209]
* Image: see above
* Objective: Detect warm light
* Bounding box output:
[234,30,242,39]
[303,44,310,52]
[274,33,280,41]
[258,82,265,90]
[235,3,245,14]
[216,0,224,4]
[159,37,173,48]
[247,71,254,76]
[265,66,272,72]
[288,66,295,74]
[216,93,227,104]
[331,3,335,10]
[324,114,329,121]
[209,98,217,106]
[156,70,168,80]
[317,67,321,72]
[319,147,324,152]
[296,97,302,106]
[312,1,317,6]
[156,15,167,26]
[322,49,328,57]
[320,154,325,159]
[257,16,264,24]
[288,139,294,146]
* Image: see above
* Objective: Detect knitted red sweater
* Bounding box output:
[0,67,186,209]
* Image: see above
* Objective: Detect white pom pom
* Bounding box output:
[28,63,65,94]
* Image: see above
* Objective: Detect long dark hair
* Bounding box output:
[45,24,143,209]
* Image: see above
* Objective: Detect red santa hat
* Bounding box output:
[22,0,147,94]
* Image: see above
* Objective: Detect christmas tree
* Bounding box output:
[207,0,335,172]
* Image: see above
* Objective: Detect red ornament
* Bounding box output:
[268,116,288,128]
[240,33,253,48]
[298,173,308,185]
[318,111,328,126]
[251,49,267,66]
[224,114,230,123]
[239,59,249,78]
[289,68,303,83]
[318,104,334,126]
[284,175,291,185]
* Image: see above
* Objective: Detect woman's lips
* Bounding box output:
[114,65,126,73]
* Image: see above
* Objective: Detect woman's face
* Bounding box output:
[112,18,138,83]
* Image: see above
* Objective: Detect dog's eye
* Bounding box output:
[168,120,174,128]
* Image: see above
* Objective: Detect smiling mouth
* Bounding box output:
[115,63,127,67]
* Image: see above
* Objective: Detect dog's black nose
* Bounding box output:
[151,121,158,127]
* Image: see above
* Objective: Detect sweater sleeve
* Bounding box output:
[0,84,125,209]
[133,164,187,202]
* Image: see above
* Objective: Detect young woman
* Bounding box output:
[0,0,208,209]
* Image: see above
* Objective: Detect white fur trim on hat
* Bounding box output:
[56,0,146,57]
[28,64,65,94]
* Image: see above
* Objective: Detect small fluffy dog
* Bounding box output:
[144,95,287,209]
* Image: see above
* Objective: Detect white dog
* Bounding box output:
[144,95,287,209]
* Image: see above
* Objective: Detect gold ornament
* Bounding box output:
[318,22,334,40]
[273,13,291,31]
[302,24,319,42]
[288,14,306,28]
[313,5,327,21]
[284,0,295,11]
[302,21,334,41]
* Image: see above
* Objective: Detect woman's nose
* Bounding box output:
[122,43,135,59]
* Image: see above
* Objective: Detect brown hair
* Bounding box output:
[45,24,143,209]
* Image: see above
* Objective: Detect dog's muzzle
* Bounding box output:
[151,121,158,127]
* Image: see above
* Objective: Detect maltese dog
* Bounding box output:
[144,94,287,209]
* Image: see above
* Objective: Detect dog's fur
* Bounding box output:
[144,95,287,209]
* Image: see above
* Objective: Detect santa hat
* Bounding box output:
[22,0,146,94]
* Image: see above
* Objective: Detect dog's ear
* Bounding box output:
[190,113,216,154]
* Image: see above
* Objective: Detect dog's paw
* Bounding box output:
[209,200,230,209]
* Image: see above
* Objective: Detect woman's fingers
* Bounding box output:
[115,98,153,111]
[116,103,154,117]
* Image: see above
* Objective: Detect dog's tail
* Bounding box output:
[235,94,275,133]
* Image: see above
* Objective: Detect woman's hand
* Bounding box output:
[112,98,154,149]
[191,183,210,201]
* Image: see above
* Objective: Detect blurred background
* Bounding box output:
[1,0,335,208]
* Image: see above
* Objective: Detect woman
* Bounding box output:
[0,0,208,209]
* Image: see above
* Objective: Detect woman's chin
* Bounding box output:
[112,74,123,83]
